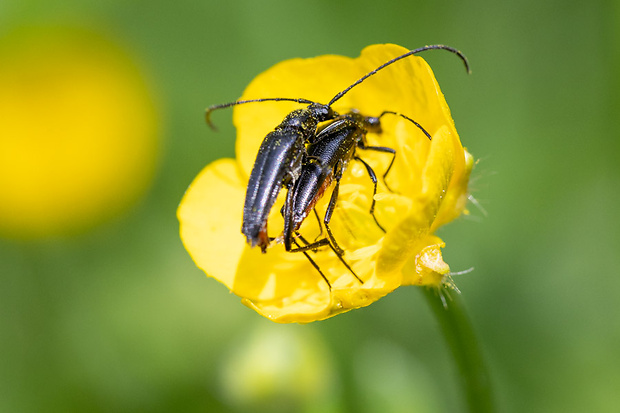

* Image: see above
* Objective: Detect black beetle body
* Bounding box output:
[241,104,334,252]
[282,112,381,253]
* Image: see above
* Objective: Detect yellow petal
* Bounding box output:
[241,267,398,323]
[178,159,247,288]
[432,149,474,230]
[234,243,332,322]
[376,125,456,277]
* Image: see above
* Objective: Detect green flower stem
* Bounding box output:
[421,287,494,413]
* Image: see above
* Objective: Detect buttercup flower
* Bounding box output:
[178,44,473,323]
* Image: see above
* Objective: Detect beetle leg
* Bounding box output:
[358,144,397,192]
[312,208,324,242]
[323,168,346,255]
[292,238,332,290]
[353,156,386,233]
[292,232,363,284]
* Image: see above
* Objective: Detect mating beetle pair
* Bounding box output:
[206,45,470,287]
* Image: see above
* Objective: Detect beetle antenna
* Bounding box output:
[378,111,432,140]
[328,44,470,107]
[205,97,316,130]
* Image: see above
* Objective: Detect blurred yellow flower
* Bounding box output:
[0,27,159,238]
[178,44,473,323]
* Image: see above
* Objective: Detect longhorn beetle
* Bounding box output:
[283,111,431,252]
[281,111,432,287]
[205,45,470,253]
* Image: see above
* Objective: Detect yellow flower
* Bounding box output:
[0,27,159,238]
[178,44,473,323]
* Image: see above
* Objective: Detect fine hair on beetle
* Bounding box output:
[205,45,470,289]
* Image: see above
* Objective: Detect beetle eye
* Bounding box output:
[320,106,334,121]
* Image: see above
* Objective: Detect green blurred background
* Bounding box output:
[1,0,618,412]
